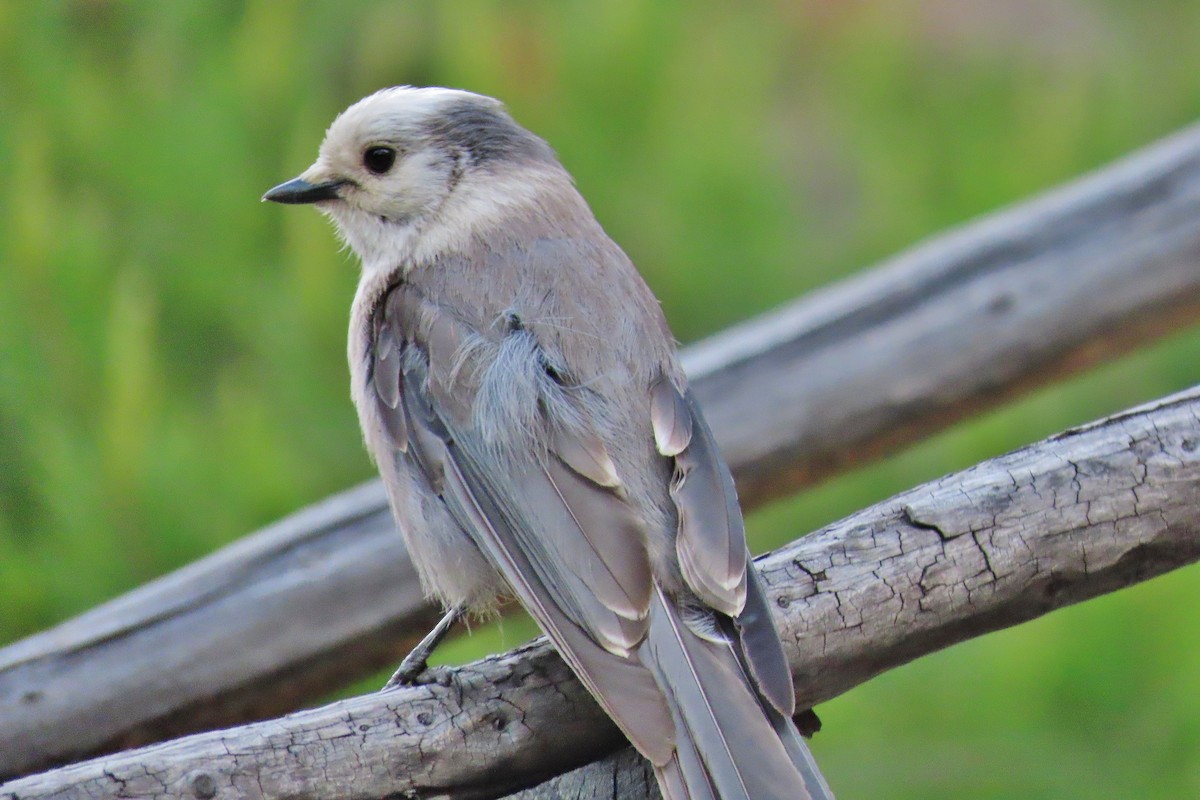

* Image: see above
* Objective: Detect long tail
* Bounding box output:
[640,586,834,800]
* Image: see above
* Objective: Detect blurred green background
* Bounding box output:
[2,0,1200,796]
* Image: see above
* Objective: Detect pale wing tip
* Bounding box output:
[590,447,622,488]
[678,538,746,618]
[651,376,693,456]
[729,569,748,616]
[553,428,623,488]
[654,424,690,458]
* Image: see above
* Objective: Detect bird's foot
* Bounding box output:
[381,603,467,691]
[382,657,456,690]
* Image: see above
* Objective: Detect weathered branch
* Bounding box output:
[4,120,1200,779]
[5,387,1198,800]
[694,120,1200,503]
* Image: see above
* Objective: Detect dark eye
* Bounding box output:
[363,146,396,174]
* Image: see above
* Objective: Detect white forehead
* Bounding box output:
[321,86,498,150]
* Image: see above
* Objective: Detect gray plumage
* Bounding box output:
[264,86,834,800]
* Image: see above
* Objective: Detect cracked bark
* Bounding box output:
[3,121,1200,780]
[4,387,1199,800]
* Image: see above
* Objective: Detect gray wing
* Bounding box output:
[652,376,795,717]
[372,281,676,764]
[653,379,832,798]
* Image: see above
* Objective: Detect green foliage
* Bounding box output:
[2,1,1199,795]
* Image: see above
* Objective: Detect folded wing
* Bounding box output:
[373,281,675,764]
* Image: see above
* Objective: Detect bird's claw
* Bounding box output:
[382,660,456,690]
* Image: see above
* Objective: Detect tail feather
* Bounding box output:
[654,642,722,800]
[657,748,717,800]
[721,572,835,800]
[641,586,827,800]
[729,566,796,716]
[767,708,836,800]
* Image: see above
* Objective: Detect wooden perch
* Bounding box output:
[4,387,1199,800]
[3,121,1200,779]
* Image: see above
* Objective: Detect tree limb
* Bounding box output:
[5,387,1197,800]
[4,121,1200,778]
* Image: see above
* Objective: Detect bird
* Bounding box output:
[264,86,834,800]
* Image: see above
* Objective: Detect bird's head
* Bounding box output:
[264,86,559,269]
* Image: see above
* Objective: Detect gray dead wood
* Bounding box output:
[4,387,1198,800]
[3,120,1200,779]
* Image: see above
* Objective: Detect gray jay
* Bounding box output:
[264,86,833,800]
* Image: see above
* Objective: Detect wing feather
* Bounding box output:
[725,566,795,716]
[651,375,693,456]
[537,457,650,621]
[371,321,407,449]
[437,441,674,764]
[552,426,622,488]
[664,383,748,617]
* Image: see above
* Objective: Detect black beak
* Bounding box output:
[262,177,348,204]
